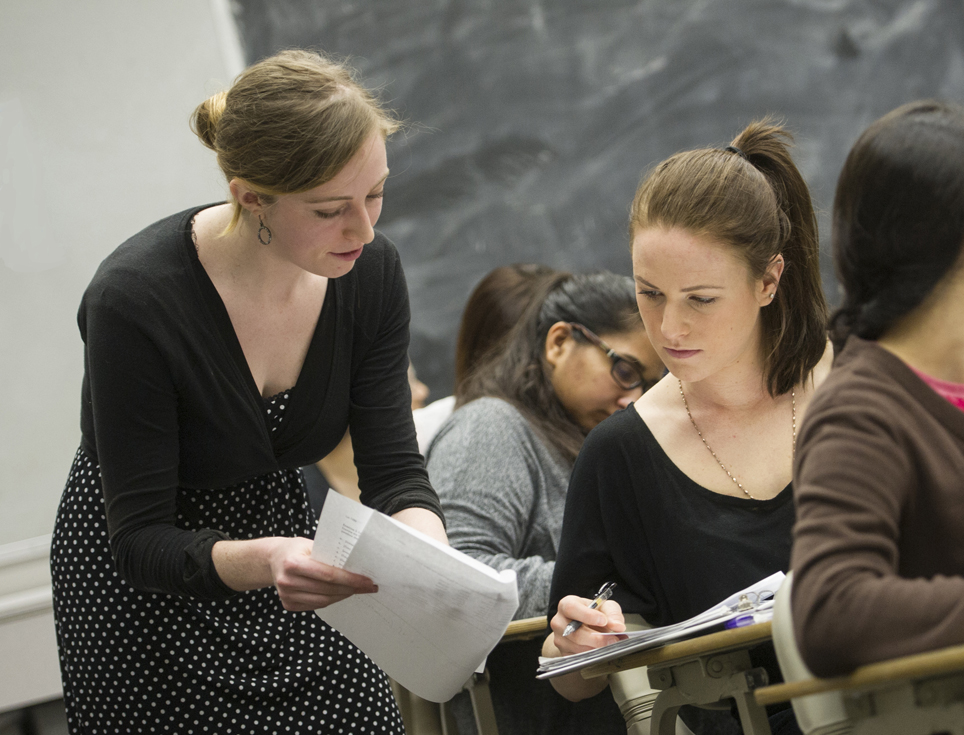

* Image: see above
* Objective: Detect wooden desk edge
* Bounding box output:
[754,642,964,706]
[501,616,548,644]
[580,622,773,679]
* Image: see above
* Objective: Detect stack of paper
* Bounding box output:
[536,572,784,679]
[312,490,519,702]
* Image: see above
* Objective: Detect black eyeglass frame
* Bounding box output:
[567,322,655,392]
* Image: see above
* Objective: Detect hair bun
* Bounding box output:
[190,91,228,150]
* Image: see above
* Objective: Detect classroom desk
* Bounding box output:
[754,642,964,735]
[581,622,774,735]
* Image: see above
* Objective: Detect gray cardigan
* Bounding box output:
[426,397,571,620]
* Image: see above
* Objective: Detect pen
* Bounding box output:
[562,581,616,637]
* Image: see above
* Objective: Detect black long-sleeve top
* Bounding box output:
[78,205,442,600]
[548,406,794,626]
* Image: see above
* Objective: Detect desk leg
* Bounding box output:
[731,690,772,735]
[465,670,500,735]
[648,653,772,735]
[650,686,687,735]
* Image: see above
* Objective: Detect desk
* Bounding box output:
[501,616,548,643]
[582,623,774,735]
[755,642,964,735]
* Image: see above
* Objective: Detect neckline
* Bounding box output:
[623,406,793,506]
[178,205,333,404]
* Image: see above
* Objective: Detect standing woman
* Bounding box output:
[543,122,830,734]
[50,49,446,733]
[791,101,964,677]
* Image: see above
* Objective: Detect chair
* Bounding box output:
[769,572,851,735]
[581,619,774,735]
[758,571,964,735]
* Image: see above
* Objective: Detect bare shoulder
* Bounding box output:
[632,374,689,446]
[796,340,835,420]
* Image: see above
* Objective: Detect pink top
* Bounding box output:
[913,367,964,412]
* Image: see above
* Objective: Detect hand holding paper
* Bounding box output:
[311,490,519,702]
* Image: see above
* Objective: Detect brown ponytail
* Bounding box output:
[630,119,827,395]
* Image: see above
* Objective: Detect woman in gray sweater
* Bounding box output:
[426,271,663,735]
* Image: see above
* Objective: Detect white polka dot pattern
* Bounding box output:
[51,391,404,733]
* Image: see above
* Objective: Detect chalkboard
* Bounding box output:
[233,0,964,395]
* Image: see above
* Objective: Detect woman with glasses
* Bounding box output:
[425,270,662,735]
[542,121,831,735]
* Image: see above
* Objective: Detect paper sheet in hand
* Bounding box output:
[537,571,784,679]
[312,490,519,702]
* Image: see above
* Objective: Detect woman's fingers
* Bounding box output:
[551,595,626,655]
[270,537,378,609]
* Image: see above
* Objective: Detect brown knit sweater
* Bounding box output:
[791,336,964,677]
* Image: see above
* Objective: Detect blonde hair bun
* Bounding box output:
[190,49,400,232]
[190,91,228,151]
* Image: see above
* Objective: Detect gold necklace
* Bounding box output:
[678,379,796,500]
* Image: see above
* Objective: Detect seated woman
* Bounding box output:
[414,262,560,453]
[791,101,964,677]
[542,121,831,735]
[426,271,663,735]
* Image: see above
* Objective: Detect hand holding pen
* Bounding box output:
[562,581,617,637]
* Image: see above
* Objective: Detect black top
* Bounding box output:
[78,205,442,599]
[548,406,794,626]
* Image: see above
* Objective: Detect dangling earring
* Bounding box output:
[257,215,273,245]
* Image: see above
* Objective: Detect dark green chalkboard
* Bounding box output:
[233,0,964,394]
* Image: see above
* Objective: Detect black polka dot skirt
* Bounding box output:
[50,392,404,734]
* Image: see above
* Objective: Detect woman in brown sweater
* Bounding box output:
[791,100,964,677]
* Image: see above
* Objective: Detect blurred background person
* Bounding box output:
[428,271,663,735]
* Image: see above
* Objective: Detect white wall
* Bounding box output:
[0,0,243,547]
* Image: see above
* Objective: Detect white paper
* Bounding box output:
[312,490,519,702]
[537,572,784,679]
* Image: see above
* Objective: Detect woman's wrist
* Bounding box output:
[212,536,286,592]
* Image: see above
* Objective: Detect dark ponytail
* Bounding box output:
[630,119,828,396]
[829,100,964,351]
[457,271,642,465]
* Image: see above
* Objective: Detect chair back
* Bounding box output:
[772,572,852,735]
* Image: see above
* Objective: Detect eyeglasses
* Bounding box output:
[568,323,655,392]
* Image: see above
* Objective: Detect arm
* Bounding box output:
[345,240,444,522]
[317,430,361,501]
[792,393,964,677]
[542,596,626,700]
[392,506,448,545]
[426,400,557,619]
[212,537,377,610]
[85,291,238,599]
[543,418,641,699]
[86,288,380,606]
